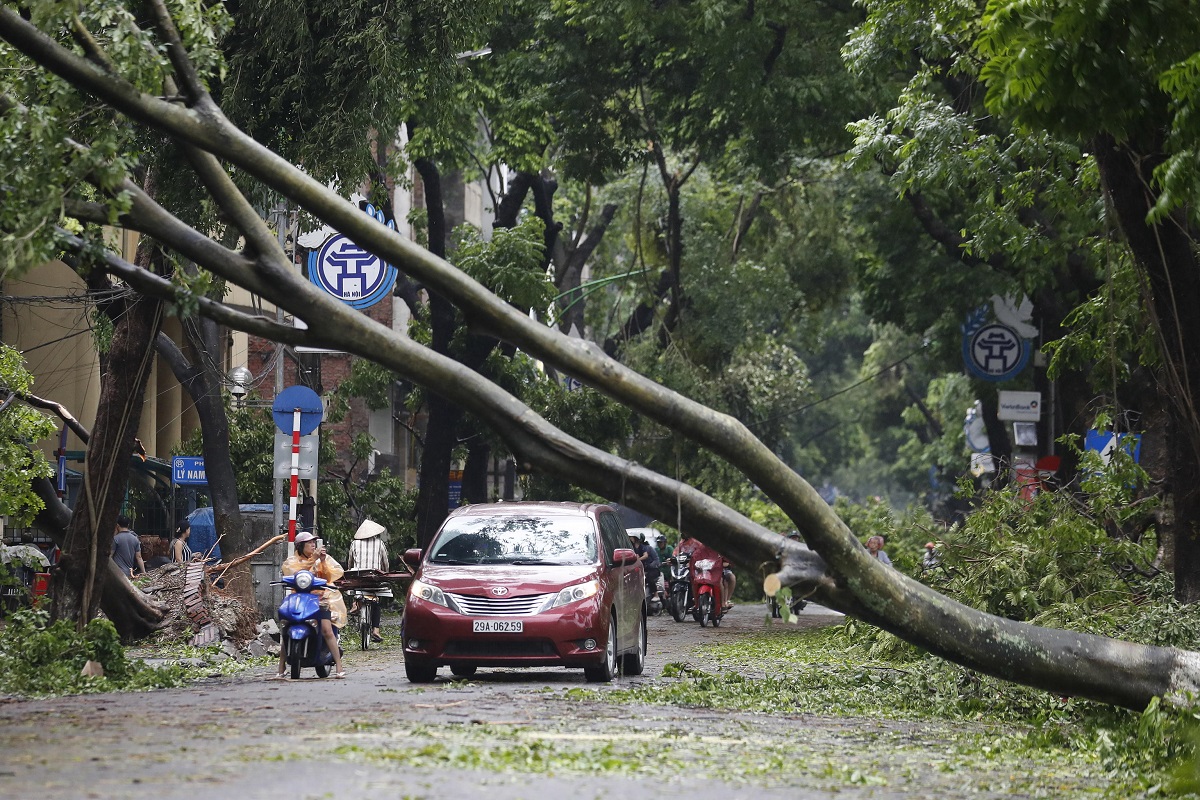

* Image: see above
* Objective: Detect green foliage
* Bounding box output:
[486,0,864,184]
[976,0,1200,226]
[928,483,1159,627]
[0,609,188,697]
[834,495,940,575]
[220,0,491,196]
[176,399,275,503]
[1042,249,1160,384]
[320,469,420,562]
[334,359,397,411]
[0,345,57,524]
[453,216,551,310]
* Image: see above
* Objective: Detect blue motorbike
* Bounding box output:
[276,570,342,679]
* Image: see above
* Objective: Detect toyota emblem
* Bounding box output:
[490,586,509,596]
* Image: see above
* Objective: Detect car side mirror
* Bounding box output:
[612,548,638,566]
[403,548,423,568]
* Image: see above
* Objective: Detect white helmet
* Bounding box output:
[294,530,316,545]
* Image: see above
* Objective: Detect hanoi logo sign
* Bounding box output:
[961,306,1032,382]
[307,203,398,309]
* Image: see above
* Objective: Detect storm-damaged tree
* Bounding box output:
[51,220,169,633]
[8,1,1200,710]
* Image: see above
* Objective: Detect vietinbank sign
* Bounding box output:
[306,202,398,309]
[997,391,1042,422]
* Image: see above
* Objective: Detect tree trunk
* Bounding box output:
[412,152,462,547]
[51,234,167,634]
[32,477,165,637]
[555,202,617,337]
[1092,133,1200,602]
[978,387,1012,484]
[20,16,1200,707]
[462,439,491,503]
[154,328,251,608]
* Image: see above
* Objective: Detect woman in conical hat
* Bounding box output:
[346,520,391,642]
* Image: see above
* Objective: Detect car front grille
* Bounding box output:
[444,639,557,657]
[447,592,555,616]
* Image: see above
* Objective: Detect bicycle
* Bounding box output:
[346,589,379,651]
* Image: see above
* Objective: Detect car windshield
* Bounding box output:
[429,514,598,566]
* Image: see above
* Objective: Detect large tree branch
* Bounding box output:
[14,392,90,442]
[9,9,1200,708]
[56,230,308,344]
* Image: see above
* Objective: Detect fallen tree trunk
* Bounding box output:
[5,5,1200,708]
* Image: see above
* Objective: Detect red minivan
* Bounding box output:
[401,502,647,683]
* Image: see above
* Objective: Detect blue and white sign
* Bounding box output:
[272,385,324,436]
[172,456,207,485]
[962,305,1032,382]
[306,203,398,309]
[1085,429,1142,465]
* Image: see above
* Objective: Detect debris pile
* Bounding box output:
[135,562,266,654]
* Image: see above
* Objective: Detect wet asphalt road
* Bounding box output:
[0,604,1097,799]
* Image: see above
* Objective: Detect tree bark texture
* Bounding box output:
[50,237,167,635]
[154,328,251,608]
[1092,133,1200,602]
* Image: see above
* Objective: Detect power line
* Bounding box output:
[748,343,928,430]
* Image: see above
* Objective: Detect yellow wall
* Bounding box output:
[2,260,201,462]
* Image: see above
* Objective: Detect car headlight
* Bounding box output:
[409,579,449,608]
[550,579,600,609]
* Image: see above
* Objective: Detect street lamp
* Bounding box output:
[227,366,252,405]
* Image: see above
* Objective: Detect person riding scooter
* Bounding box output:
[673,532,727,625]
[629,531,663,614]
[274,531,346,679]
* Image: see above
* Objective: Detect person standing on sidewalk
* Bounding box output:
[111,516,145,577]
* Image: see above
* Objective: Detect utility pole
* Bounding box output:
[273,203,288,554]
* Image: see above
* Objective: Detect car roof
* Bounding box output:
[445,501,610,519]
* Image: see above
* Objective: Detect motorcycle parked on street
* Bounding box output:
[665,553,691,622]
[690,556,724,628]
[275,570,342,679]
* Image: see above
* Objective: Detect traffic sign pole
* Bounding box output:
[287,408,301,557]
[273,385,323,559]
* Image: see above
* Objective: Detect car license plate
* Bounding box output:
[473,620,523,633]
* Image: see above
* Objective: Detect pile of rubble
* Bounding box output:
[136,562,270,655]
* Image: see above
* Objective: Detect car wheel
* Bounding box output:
[450,665,477,678]
[405,657,438,683]
[621,613,646,676]
[584,615,618,682]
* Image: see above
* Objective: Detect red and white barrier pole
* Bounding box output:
[286,408,301,556]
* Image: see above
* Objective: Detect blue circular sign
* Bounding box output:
[962,322,1031,382]
[308,234,398,309]
[273,385,324,435]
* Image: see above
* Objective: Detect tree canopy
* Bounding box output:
[8,0,1200,712]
